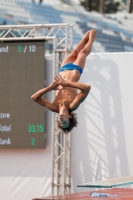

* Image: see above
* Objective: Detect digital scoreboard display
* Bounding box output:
[0,41,46,149]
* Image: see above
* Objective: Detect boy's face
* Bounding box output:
[57,113,70,128]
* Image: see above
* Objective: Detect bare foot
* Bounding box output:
[90,30,97,41]
[84,31,90,41]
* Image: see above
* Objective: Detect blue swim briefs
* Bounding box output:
[59,63,83,75]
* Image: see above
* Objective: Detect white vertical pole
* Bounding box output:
[51,25,73,196]
[71,26,74,51]
[68,132,71,194]
[51,37,56,196]
[63,133,66,194]
[65,24,68,57]
[57,131,60,196]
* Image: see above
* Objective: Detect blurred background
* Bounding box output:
[0,0,133,52]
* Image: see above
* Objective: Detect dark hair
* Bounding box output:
[57,111,78,133]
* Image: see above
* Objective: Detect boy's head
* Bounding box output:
[57,111,78,133]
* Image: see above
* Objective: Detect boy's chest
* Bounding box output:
[53,88,77,106]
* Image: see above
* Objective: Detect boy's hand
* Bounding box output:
[54,75,68,87]
[49,82,59,90]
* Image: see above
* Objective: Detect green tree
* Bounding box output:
[80,0,120,13]
[104,0,120,13]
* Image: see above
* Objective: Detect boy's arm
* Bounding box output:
[66,81,91,110]
[69,86,91,111]
[31,82,59,113]
[53,75,91,111]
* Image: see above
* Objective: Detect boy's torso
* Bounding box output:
[52,70,80,109]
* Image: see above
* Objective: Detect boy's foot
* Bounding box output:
[83,31,90,41]
[90,30,97,41]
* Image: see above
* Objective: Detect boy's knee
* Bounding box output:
[80,49,91,56]
[71,49,79,56]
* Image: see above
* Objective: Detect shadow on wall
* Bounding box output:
[71,53,129,192]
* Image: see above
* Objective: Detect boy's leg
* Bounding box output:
[73,30,96,70]
[61,31,90,67]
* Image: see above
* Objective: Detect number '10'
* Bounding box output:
[29,45,36,52]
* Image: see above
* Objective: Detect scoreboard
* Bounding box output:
[0,41,46,149]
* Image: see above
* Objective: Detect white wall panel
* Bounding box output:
[71,52,133,192]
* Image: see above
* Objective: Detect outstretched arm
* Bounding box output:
[31,82,59,112]
[54,75,91,111]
